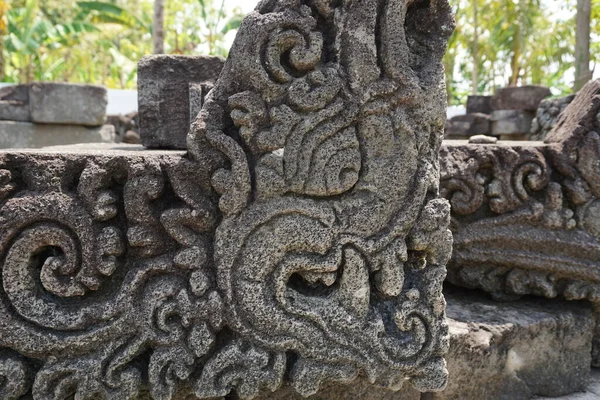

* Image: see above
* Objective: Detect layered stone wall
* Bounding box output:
[0,83,115,148]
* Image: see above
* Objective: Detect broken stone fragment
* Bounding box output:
[468,134,498,144]
[137,55,224,149]
[432,289,594,400]
[491,85,552,111]
[29,82,108,126]
[0,121,115,149]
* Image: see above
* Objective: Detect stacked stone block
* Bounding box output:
[490,85,552,140]
[446,85,552,141]
[0,83,115,148]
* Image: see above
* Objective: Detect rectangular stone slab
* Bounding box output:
[433,289,593,400]
[490,109,535,135]
[29,82,108,126]
[466,95,493,115]
[491,85,552,111]
[0,121,115,148]
[445,113,491,137]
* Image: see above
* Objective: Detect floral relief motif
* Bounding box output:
[0,0,455,399]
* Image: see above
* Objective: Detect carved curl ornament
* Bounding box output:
[0,0,454,398]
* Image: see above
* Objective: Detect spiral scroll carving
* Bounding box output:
[0,0,455,399]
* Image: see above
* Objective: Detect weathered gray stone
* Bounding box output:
[29,82,108,126]
[0,84,31,121]
[255,379,422,400]
[138,55,224,149]
[0,0,455,399]
[466,95,493,114]
[432,289,594,400]
[491,85,552,111]
[106,112,138,140]
[538,369,600,400]
[189,82,213,125]
[0,121,115,148]
[490,109,535,137]
[445,113,491,137]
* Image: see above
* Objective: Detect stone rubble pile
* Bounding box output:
[106,111,140,144]
[0,82,115,148]
[446,85,552,141]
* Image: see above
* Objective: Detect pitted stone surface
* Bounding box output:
[441,79,600,367]
[442,81,600,304]
[0,0,455,398]
[529,94,575,141]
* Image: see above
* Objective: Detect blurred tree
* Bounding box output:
[153,0,164,53]
[0,0,8,80]
[443,0,586,105]
[574,0,592,90]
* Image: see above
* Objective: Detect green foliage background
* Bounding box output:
[446,0,599,104]
[1,0,243,88]
[1,0,598,104]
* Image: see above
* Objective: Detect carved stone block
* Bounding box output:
[0,0,455,399]
[441,79,600,364]
[138,55,224,149]
[529,94,575,141]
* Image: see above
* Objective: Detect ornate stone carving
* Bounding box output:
[442,79,600,303]
[0,0,454,398]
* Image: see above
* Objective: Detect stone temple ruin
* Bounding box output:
[442,79,600,367]
[1,1,600,399]
[0,0,456,399]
